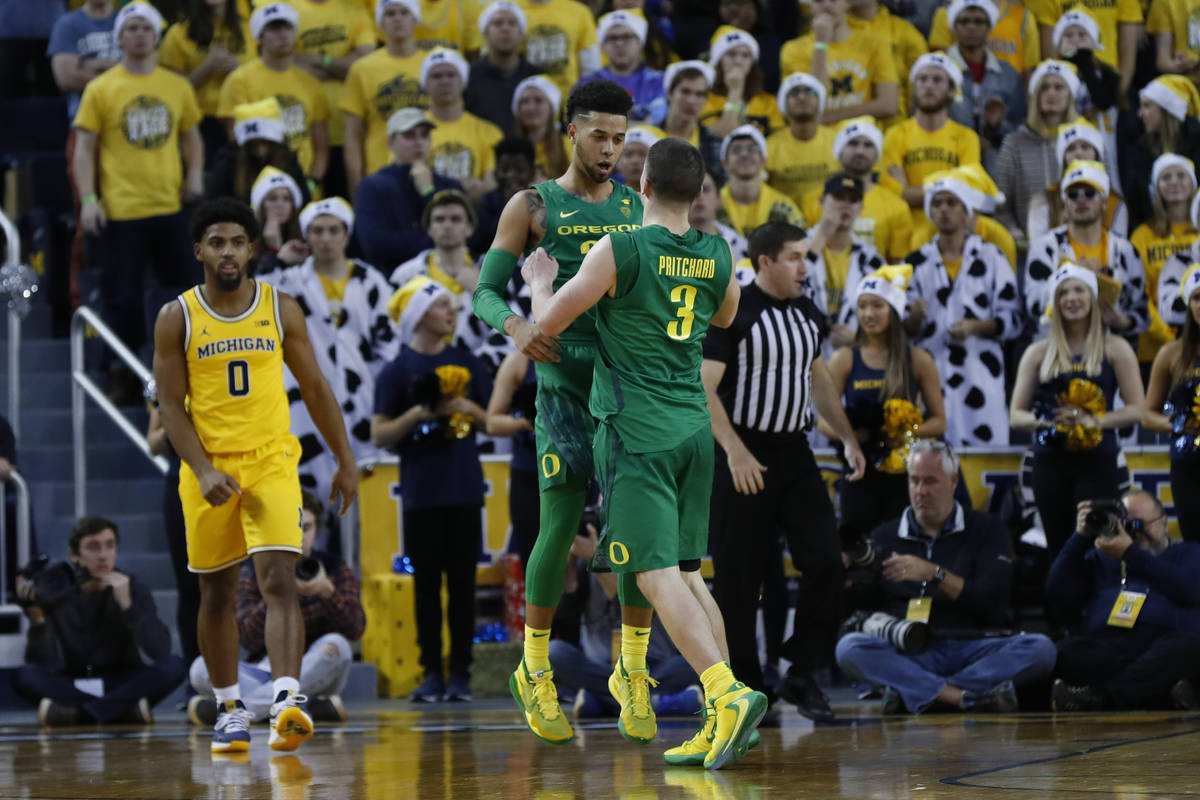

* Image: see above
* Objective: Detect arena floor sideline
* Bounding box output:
[0,692,1197,799]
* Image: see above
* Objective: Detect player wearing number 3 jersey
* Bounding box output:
[153,198,357,756]
[525,138,767,770]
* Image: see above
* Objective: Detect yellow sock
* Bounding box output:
[700,662,736,702]
[621,624,651,673]
[524,625,552,673]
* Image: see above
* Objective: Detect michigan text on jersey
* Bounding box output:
[196,337,278,360]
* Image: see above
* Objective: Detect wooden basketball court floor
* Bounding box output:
[1,697,1198,799]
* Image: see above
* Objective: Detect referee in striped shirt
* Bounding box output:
[702,219,866,721]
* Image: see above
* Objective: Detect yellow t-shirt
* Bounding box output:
[428,111,504,180]
[219,59,329,174]
[717,183,806,238]
[847,7,928,123]
[518,0,598,97]
[944,258,963,282]
[1130,220,1197,360]
[909,214,1017,268]
[929,0,1042,75]
[861,183,914,261]
[882,118,981,221]
[823,245,852,315]
[73,65,202,221]
[1027,0,1143,68]
[765,125,840,220]
[1146,0,1200,62]
[533,134,573,180]
[779,31,899,116]
[415,0,485,52]
[1068,229,1108,265]
[285,0,377,147]
[340,48,429,177]
[318,268,352,324]
[159,18,255,117]
[700,92,786,136]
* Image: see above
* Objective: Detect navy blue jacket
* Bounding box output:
[1046,534,1200,635]
[353,164,463,271]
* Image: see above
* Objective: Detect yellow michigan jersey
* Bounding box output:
[178,280,302,573]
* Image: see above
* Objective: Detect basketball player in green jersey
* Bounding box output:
[471,80,654,746]
[523,138,766,770]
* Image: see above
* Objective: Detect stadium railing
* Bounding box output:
[0,469,33,666]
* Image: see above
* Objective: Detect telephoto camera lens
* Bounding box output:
[859,611,931,654]
[295,556,321,581]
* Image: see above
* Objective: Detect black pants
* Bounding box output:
[839,465,910,543]
[508,468,540,570]
[1056,626,1200,709]
[710,430,842,692]
[1170,458,1200,542]
[1032,449,1121,558]
[14,656,187,722]
[163,468,200,662]
[404,505,480,677]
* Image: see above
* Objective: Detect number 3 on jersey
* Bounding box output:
[667,284,697,340]
[227,359,250,397]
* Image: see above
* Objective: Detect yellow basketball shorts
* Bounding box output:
[180,433,304,573]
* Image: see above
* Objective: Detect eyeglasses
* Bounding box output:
[955,16,991,26]
[1066,186,1099,201]
[1125,513,1166,538]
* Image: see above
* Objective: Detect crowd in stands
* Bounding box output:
[4,0,1200,720]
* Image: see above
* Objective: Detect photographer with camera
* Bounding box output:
[187,492,365,724]
[835,440,1057,714]
[1045,493,1200,711]
[14,517,186,727]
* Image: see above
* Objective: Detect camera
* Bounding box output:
[17,555,91,610]
[579,505,603,536]
[1082,498,1127,540]
[295,556,321,581]
[841,610,931,654]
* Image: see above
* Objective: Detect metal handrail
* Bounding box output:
[70,306,167,518]
[2,209,20,437]
[0,470,33,628]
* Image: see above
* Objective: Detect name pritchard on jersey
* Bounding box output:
[657,255,717,279]
[196,337,278,360]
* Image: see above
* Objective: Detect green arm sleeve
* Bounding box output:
[471,248,520,334]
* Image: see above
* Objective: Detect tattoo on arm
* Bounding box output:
[524,189,546,252]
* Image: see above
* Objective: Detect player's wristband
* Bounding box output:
[82,194,98,205]
[723,102,746,114]
[814,41,829,51]
[321,53,332,70]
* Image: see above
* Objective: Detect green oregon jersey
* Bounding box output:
[532,179,643,338]
[590,225,733,453]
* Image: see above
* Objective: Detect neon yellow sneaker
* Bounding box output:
[608,655,658,744]
[509,658,575,745]
[704,682,767,770]
[662,703,714,766]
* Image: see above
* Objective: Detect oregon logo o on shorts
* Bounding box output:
[120,95,174,150]
[540,454,561,478]
[609,541,630,565]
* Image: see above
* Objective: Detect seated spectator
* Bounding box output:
[464,2,537,135]
[342,0,429,198]
[835,441,1057,714]
[779,0,899,125]
[249,166,307,275]
[188,492,365,723]
[422,47,504,199]
[906,162,1019,271]
[551,524,702,719]
[928,0,1040,82]
[1009,263,1146,557]
[846,0,928,126]
[470,136,535,257]
[615,126,660,189]
[206,98,310,206]
[1027,0,1141,95]
[1143,267,1200,540]
[1024,160,1149,338]
[717,124,805,238]
[259,198,400,500]
[1121,76,1200,230]
[717,0,779,89]
[218,3,329,192]
[1026,120,1127,244]
[512,75,567,182]
[905,168,1022,446]
[942,0,1026,158]
[992,60,1079,241]
[1129,155,1198,369]
[1046,493,1200,710]
[766,73,838,225]
[159,0,253,163]
[583,10,662,123]
[1054,11,1121,174]
[830,117,913,262]
[14,517,186,727]
[0,413,36,602]
[518,0,601,98]
[689,168,749,265]
[701,26,783,138]
[353,108,464,269]
[47,0,120,309]
[802,175,885,349]
[652,61,723,180]
[372,277,493,703]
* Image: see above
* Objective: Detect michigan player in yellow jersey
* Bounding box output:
[152,198,357,756]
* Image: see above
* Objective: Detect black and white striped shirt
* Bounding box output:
[703,282,826,434]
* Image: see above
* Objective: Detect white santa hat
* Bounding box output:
[664,60,715,92]
[1059,159,1110,200]
[1045,262,1099,319]
[909,52,963,90]
[250,167,302,214]
[300,197,354,238]
[777,72,827,117]
[720,124,767,162]
[947,0,998,29]
[376,0,422,26]
[477,1,527,35]
[388,276,452,344]
[1055,121,1105,168]
[511,75,562,117]
[114,2,164,43]
[1029,59,1081,101]
[1150,153,1197,199]
[833,116,883,161]
[597,10,648,46]
[855,265,912,317]
[420,47,470,91]
[1053,9,1104,52]
[250,2,299,40]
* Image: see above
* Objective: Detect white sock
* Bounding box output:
[273,677,300,700]
[213,684,240,705]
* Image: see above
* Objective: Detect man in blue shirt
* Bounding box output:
[581,10,662,124]
[1047,492,1200,711]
